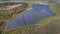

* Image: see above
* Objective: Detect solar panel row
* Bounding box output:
[5,4,55,31]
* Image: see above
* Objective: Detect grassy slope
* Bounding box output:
[50,4,60,15]
[0,10,14,20]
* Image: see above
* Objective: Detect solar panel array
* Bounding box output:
[5,4,55,31]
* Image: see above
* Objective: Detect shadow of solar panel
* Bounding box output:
[5,4,56,31]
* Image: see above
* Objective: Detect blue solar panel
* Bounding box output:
[6,4,55,31]
[32,4,55,15]
[32,4,49,9]
[23,4,55,25]
[6,15,25,30]
[23,10,42,25]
